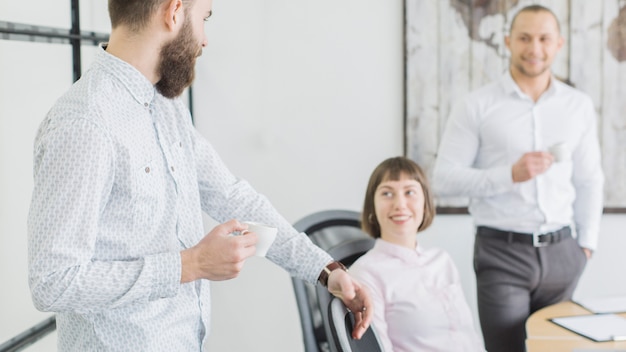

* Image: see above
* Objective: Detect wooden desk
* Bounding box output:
[526,301,626,351]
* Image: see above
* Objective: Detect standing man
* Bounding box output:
[433,5,603,352]
[27,0,372,350]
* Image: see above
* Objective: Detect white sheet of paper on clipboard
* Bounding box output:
[551,314,626,342]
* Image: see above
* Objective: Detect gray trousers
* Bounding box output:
[473,228,587,352]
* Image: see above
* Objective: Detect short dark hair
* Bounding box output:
[108,0,192,31]
[361,157,435,238]
[509,5,561,34]
[108,0,164,31]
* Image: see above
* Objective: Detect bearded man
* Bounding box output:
[27,0,372,350]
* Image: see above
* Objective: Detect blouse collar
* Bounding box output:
[372,238,423,264]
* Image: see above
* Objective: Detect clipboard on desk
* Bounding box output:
[551,314,626,342]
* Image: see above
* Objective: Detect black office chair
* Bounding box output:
[327,297,384,352]
[292,210,375,352]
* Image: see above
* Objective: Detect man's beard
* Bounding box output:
[156,18,200,98]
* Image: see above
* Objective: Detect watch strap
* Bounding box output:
[318,261,347,287]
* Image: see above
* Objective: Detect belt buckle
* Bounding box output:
[532,232,549,247]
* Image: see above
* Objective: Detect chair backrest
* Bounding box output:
[292,210,374,352]
[327,297,384,352]
[316,237,376,352]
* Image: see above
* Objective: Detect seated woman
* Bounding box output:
[349,157,484,352]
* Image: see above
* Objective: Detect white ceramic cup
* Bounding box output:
[549,142,571,163]
[242,221,277,257]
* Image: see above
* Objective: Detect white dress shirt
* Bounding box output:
[433,71,604,250]
[349,239,485,352]
[27,46,332,351]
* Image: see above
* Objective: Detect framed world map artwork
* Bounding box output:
[404,0,626,212]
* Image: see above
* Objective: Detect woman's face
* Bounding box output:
[374,173,425,248]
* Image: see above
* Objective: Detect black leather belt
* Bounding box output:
[477,226,571,247]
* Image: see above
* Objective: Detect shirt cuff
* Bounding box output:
[145,251,181,301]
[576,232,598,252]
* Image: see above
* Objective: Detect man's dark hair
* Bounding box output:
[108,0,166,31]
[509,5,561,34]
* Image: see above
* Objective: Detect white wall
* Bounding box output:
[1,1,625,352]
[195,0,404,218]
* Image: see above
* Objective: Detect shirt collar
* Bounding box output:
[501,69,559,100]
[95,44,156,106]
[373,238,422,264]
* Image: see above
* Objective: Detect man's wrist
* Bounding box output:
[318,261,347,287]
[582,247,593,260]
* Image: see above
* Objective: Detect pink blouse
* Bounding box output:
[349,239,485,352]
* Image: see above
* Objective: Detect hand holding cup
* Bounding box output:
[241,221,277,257]
[549,142,571,163]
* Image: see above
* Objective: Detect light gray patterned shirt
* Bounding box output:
[27,46,331,351]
